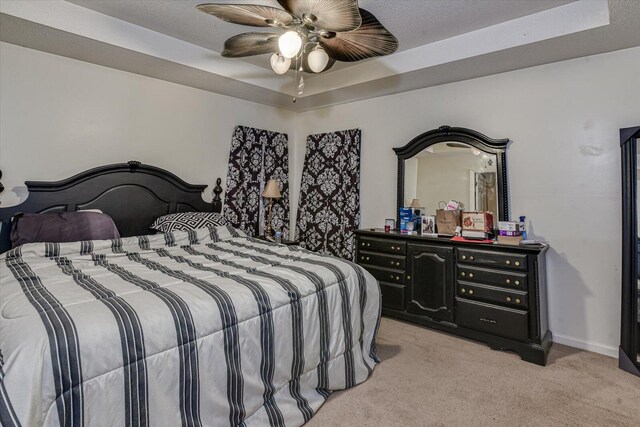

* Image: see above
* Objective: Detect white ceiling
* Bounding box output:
[64,0,575,71]
[1,0,640,111]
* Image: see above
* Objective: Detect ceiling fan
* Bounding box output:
[197,0,398,99]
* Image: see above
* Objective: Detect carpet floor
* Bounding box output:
[308,317,640,426]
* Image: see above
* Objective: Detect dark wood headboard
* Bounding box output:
[0,161,223,252]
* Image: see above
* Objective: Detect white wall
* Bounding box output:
[295,46,640,356]
[0,42,297,207]
[2,39,640,357]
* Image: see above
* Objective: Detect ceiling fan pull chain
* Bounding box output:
[293,55,299,103]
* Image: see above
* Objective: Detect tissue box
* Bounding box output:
[462,211,494,233]
[498,221,522,232]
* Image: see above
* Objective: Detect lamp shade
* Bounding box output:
[270,53,291,74]
[307,47,329,73]
[278,31,302,59]
[262,179,282,198]
[409,199,421,208]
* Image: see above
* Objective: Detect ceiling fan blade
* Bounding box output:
[320,8,398,62]
[277,0,361,32]
[197,3,294,27]
[289,55,336,73]
[222,32,279,57]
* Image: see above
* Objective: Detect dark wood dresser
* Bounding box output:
[355,229,551,365]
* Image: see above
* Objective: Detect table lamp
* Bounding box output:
[262,179,282,238]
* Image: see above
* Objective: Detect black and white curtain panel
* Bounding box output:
[296,129,361,260]
[224,125,290,238]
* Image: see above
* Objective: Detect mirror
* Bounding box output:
[636,144,639,365]
[395,126,509,227]
[403,142,499,223]
[620,125,640,376]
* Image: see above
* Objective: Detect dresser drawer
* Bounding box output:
[457,265,527,290]
[362,265,405,285]
[457,281,528,309]
[458,249,527,271]
[358,251,405,270]
[380,282,406,311]
[456,298,529,342]
[358,237,406,255]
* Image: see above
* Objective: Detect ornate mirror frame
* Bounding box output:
[620,125,640,377]
[393,125,510,226]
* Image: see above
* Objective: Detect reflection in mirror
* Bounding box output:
[403,142,499,224]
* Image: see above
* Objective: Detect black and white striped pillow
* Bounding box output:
[151,212,227,233]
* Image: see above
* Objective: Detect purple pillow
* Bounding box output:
[10,212,120,248]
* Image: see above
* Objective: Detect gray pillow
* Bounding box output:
[10,212,120,248]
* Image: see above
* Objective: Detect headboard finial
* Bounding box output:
[212,178,223,213]
[0,169,4,206]
[128,160,142,171]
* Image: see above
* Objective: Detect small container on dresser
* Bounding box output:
[355,229,551,366]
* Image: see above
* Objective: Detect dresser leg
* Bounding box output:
[519,331,553,366]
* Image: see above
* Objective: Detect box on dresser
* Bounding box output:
[355,228,551,366]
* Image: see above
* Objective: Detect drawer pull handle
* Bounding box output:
[515,261,520,266]
[506,297,512,302]
[480,317,497,324]
[470,256,474,261]
[361,242,365,247]
[462,255,467,260]
[407,275,411,280]
[367,243,371,247]
[397,262,401,266]
[390,246,395,250]
[506,260,511,265]
[366,257,370,261]
[468,290,474,295]
[461,272,466,277]
[506,279,511,284]
[515,298,521,304]
[389,274,394,279]
[461,288,466,293]
[515,280,520,285]
[468,273,474,278]
[396,276,400,280]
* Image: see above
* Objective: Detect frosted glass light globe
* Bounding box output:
[278,31,302,59]
[270,53,291,74]
[307,48,329,73]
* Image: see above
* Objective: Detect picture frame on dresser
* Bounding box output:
[355,125,551,365]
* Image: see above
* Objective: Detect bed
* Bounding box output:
[0,162,381,427]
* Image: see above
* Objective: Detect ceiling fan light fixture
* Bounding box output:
[270,53,291,74]
[278,30,303,59]
[307,47,329,73]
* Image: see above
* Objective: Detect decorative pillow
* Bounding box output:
[151,212,227,233]
[10,212,120,248]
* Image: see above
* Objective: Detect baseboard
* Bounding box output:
[552,334,618,358]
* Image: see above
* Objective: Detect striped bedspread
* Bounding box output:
[0,226,380,426]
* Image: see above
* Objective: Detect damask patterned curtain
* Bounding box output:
[224,126,290,238]
[296,129,361,260]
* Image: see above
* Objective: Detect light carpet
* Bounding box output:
[308,317,640,426]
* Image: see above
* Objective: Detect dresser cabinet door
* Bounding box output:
[406,244,454,322]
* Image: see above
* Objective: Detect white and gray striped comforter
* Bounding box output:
[0,226,380,426]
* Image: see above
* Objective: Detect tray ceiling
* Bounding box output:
[1,0,639,111]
